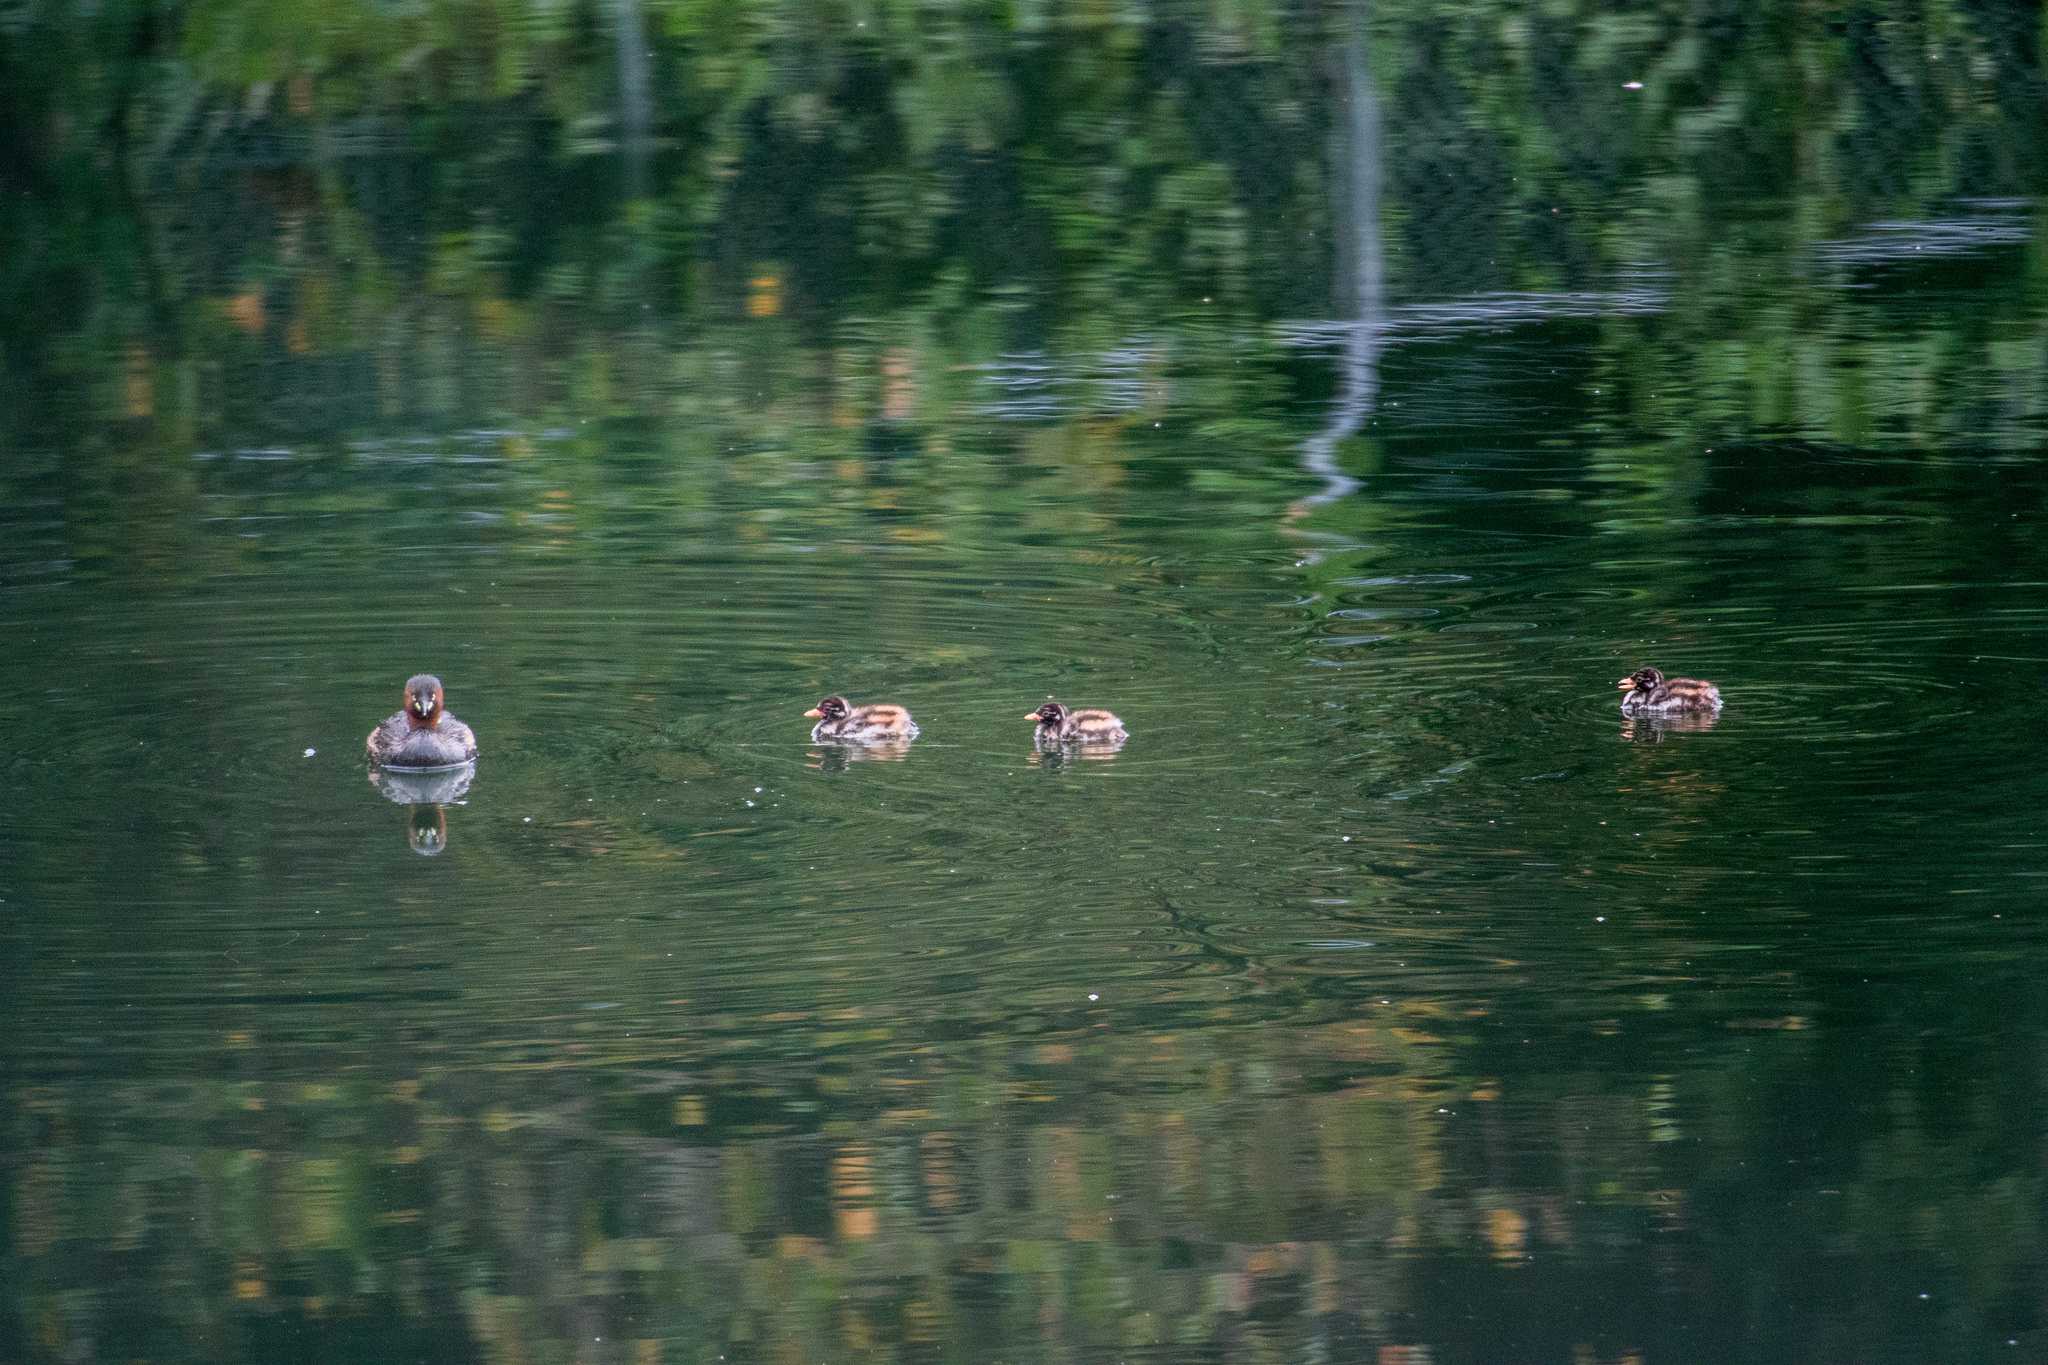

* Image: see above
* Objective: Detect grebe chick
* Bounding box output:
[804,695,919,743]
[1616,667,1722,716]
[1026,701,1128,745]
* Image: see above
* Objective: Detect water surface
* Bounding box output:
[5,4,2048,1361]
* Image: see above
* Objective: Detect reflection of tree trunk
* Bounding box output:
[1295,3,1384,514]
[613,0,653,200]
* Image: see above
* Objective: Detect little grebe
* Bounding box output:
[367,674,479,768]
[1027,701,1129,745]
[1616,667,1722,716]
[804,695,919,743]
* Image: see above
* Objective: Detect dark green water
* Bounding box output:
[5,3,2048,1361]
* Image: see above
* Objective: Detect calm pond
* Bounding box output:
[4,3,2048,1361]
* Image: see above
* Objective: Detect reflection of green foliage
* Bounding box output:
[4,0,2042,453]
[9,1010,2044,1362]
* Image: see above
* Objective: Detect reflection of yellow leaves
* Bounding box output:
[476,295,525,340]
[1244,1245,1299,1275]
[922,1134,959,1212]
[233,1259,267,1300]
[123,346,153,417]
[1484,1206,1528,1259]
[286,1157,347,1248]
[832,1148,874,1200]
[1469,1085,1500,1102]
[1064,1211,1109,1240]
[225,290,265,332]
[1389,1027,1442,1046]
[840,1309,875,1352]
[747,271,782,317]
[827,1154,876,1236]
[882,346,917,420]
[672,1094,707,1126]
[905,1298,942,1344]
[1312,1242,1341,1312]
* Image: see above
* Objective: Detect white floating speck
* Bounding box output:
[1623,80,1643,90]
[302,748,316,757]
[1087,993,1099,1002]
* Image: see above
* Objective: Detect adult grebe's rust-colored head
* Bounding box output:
[404,674,446,727]
[1616,667,1664,693]
[1027,702,1069,725]
[804,696,851,722]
